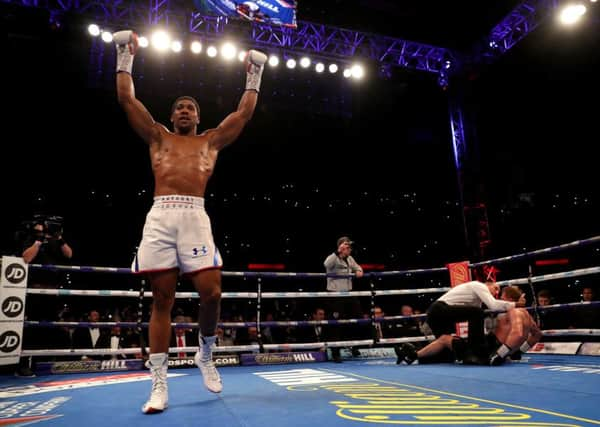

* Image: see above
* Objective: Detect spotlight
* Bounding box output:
[190,41,202,54]
[221,42,237,60]
[207,46,218,57]
[268,55,279,67]
[299,57,311,68]
[87,24,100,37]
[151,30,171,51]
[101,31,113,43]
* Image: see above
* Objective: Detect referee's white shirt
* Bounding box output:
[437,281,515,311]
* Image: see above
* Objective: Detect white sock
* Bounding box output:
[149,352,167,367]
[496,344,511,358]
[519,342,531,353]
[199,335,217,361]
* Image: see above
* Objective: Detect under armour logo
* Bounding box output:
[192,246,208,257]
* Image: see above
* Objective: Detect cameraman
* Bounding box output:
[14,218,73,377]
[22,220,72,265]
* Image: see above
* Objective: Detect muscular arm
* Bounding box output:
[209,90,258,151]
[116,72,161,144]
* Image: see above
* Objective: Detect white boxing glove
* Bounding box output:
[245,49,267,92]
[113,30,138,74]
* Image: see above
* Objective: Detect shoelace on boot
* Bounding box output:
[150,366,167,393]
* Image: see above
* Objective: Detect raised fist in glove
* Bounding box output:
[245,49,268,92]
[113,30,138,74]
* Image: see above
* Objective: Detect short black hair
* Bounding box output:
[171,96,200,116]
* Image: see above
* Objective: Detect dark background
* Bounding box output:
[2,0,599,280]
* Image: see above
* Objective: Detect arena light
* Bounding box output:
[315,62,325,73]
[299,57,311,68]
[558,3,587,25]
[220,42,237,60]
[171,40,182,53]
[206,45,218,57]
[151,30,171,51]
[361,264,385,270]
[342,68,352,78]
[535,259,570,266]
[138,36,149,48]
[328,63,338,74]
[248,263,285,271]
[101,31,113,43]
[351,64,365,79]
[268,55,279,67]
[190,40,202,54]
[87,24,100,37]
[286,58,297,69]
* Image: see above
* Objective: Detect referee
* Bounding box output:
[425,279,516,362]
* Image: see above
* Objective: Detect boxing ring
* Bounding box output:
[1,236,600,426]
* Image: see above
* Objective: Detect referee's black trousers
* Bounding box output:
[426,301,486,356]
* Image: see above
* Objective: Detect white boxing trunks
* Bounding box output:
[132,195,223,274]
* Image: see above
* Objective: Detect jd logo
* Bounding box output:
[0,331,21,353]
[5,263,27,284]
[2,297,24,318]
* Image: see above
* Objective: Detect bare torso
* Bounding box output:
[151,130,218,197]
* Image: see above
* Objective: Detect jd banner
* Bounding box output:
[0,256,28,365]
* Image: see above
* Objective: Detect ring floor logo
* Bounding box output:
[255,368,597,426]
[0,396,70,426]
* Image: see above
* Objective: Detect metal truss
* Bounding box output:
[478,0,558,62]
[6,0,457,74]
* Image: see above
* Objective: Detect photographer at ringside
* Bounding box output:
[13,216,74,377]
[22,216,73,268]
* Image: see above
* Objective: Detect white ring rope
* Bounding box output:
[23,265,600,300]
[20,336,436,358]
[12,235,600,362]
[24,288,452,298]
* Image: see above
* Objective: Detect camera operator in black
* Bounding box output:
[14,217,74,377]
[22,218,73,268]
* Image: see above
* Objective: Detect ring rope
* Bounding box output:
[23,262,600,299]
[20,336,436,358]
[18,233,600,277]
[21,327,600,359]
[496,266,600,286]
[470,234,600,267]
[24,288,452,298]
[23,301,599,331]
